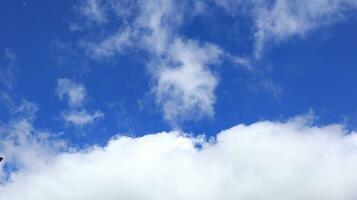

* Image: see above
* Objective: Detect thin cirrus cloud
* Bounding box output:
[56,78,104,128]
[1,115,357,199]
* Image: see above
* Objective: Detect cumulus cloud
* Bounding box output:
[1,116,357,199]
[56,78,104,128]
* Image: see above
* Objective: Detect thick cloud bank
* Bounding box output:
[1,118,357,200]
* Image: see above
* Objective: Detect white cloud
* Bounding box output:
[74,1,357,125]
[62,110,104,127]
[56,78,87,108]
[77,0,222,125]
[74,0,357,125]
[252,0,353,58]
[214,0,357,58]
[79,0,179,56]
[0,101,65,180]
[0,119,60,175]
[72,0,357,126]
[56,78,104,128]
[154,39,221,125]
[1,116,357,199]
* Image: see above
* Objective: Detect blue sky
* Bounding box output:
[2,0,357,142]
[1,1,357,199]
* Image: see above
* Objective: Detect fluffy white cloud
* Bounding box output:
[56,78,104,127]
[62,110,104,127]
[1,116,357,199]
[56,78,87,108]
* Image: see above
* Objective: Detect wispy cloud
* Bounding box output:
[77,0,222,126]
[80,0,108,24]
[61,110,104,127]
[71,0,357,126]
[0,48,17,90]
[56,78,87,108]
[81,27,132,59]
[214,0,357,58]
[56,78,104,128]
[153,39,221,125]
